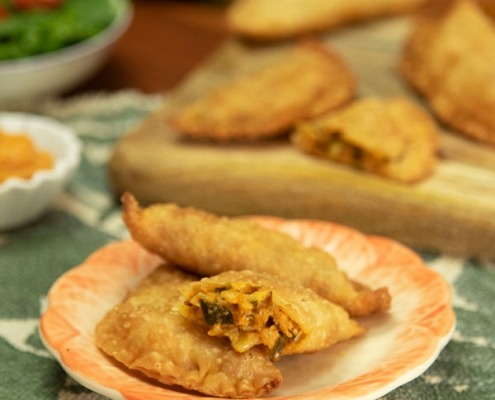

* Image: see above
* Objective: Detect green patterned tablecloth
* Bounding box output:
[0,91,494,399]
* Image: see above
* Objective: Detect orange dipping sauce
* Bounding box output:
[0,130,54,184]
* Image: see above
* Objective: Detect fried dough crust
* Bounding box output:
[121,192,391,317]
[95,264,282,398]
[227,0,427,41]
[179,270,365,360]
[401,0,495,146]
[292,97,439,183]
[169,41,355,141]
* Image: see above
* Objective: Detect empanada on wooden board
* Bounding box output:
[401,0,495,146]
[169,41,355,141]
[227,0,426,41]
[108,19,495,258]
[292,97,439,183]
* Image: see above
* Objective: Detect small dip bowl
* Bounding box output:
[0,112,81,231]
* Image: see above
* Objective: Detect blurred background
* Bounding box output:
[68,0,229,96]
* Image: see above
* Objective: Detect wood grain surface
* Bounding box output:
[108,17,495,259]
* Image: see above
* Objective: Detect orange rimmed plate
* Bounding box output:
[39,217,455,400]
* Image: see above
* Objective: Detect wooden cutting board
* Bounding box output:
[108,17,495,259]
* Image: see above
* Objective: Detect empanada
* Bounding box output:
[95,264,282,398]
[179,270,365,361]
[169,41,355,141]
[401,0,495,146]
[292,97,439,183]
[121,192,391,318]
[227,0,427,41]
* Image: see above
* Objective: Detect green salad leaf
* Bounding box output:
[0,0,115,61]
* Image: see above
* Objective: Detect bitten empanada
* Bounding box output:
[179,270,365,361]
[121,192,391,318]
[292,97,439,183]
[401,0,495,146]
[227,0,427,42]
[169,41,355,141]
[94,265,282,398]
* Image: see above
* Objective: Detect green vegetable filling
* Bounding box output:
[269,334,287,362]
[200,299,234,326]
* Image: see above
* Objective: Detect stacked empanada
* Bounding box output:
[95,265,283,398]
[95,193,389,398]
[179,270,365,360]
[120,192,391,318]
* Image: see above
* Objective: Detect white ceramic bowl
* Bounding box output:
[0,0,133,106]
[0,112,81,231]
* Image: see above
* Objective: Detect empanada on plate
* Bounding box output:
[122,192,391,318]
[95,264,282,398]
[178,270,365,361]
[169,41,355,141]
[292,97,439,183]
[401,0,495,146]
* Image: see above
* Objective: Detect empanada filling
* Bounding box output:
[180,281,303,361]
[324,132,388,171]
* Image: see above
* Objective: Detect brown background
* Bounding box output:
[68,0,229,96]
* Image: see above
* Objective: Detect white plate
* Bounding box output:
[40,217,455,400]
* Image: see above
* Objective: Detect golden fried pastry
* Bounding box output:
[401,0,495,146]
[179,270,365,361]
[227,0,427,41]
[95,264,282,398]
[121,192,391,317]
[169,41,355,141]
[477,0,495,18]
[292,97,439,183]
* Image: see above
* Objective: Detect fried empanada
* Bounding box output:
[292,97,439,183]
[227,0,427,41]
[94,264,282,398]
[401,0,495,146]
[169,41,355,141]
[121,192,391,318]
[178,270,365,361]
